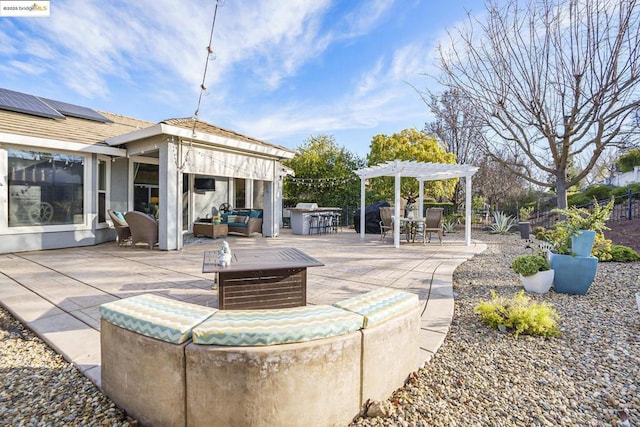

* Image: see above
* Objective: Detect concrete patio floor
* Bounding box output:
[0,228,486,391]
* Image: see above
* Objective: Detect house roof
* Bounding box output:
[0,108,153,145]
[161,117,291,153]
[354,160,478,181]
[0,93,294,159]
[105,117,295,159]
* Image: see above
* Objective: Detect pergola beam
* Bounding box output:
[355,160,479,247]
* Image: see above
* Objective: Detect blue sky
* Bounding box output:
[0,0,486,158]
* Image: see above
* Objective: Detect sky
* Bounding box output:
[0,0,487,158]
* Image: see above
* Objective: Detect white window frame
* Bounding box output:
[1,146,91,234]
[96,155,111,228]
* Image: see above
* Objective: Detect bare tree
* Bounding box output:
[473,154,531,212]
[435,0,640,209]
[424,89,485,210]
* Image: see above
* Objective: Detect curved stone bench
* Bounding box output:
[100,288,421,427]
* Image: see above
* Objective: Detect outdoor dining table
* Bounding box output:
[202,247,324,309]
[396,217,424,243]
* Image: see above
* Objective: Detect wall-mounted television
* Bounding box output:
[194,177,215,191]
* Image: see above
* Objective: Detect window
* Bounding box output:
[8,149,84,226]
[97,158,108,223]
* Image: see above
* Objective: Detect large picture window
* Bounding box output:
[8,149,84,226]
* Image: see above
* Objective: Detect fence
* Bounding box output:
[330,190,640,232]
[531,190,640,230]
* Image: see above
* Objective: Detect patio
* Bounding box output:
[0,228,485,389]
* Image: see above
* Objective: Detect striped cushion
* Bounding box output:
[99,294,217,344]
[332,288,419,328]
[192,305,365,346]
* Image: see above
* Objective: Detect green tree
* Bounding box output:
[617,148,640,173]
[366,128,457,202]
[282,135,364,209]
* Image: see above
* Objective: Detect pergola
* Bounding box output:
[354,160,479,248]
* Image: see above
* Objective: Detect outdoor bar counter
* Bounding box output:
[288,202,342,235]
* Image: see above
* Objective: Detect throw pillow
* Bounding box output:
[244,215,250,223]
[114,211,126,223]
[227,215,238,223]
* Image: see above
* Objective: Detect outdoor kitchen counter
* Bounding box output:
[288,207,342,235]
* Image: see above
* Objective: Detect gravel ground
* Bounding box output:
[1,232,639,426]
[352,233,640,427]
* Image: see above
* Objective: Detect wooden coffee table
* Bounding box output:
[202,247,324,310]
[193,222,228,238]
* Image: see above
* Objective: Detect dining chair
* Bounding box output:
[379,207,393,240]
[422,208,444,245]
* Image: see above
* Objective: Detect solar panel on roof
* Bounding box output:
[39,97,113,123]
[0,88,66,119]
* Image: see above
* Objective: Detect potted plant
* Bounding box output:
[544,199,614,295]
[511,254,554,294]
[518,206,533,239]
[404,193,418,219]
[550,198,613,256]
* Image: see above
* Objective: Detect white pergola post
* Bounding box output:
[418,179,424,218]
[393,172,401,248]
[359,177,366,239]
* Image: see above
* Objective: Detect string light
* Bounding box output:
[178,0,224,172]
[284,175,358,190]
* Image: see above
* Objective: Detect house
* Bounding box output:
[0,87,295,253]
[606,166,640,187]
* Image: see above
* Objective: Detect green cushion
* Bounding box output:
[99,294,217,344]
[332,288,419,328]
[249,210,262,218]
[114,211,126,223]
[192,305,365,346]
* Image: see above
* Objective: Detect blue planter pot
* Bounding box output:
[549,253,598,295]
[571,230,596,257]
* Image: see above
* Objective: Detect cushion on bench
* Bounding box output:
[99,294,217,344]
[332,288,419,328]
[192,305,365,346]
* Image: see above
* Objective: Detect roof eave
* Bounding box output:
[106,123,295,159]
[0,132,127,157]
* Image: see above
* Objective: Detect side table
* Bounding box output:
[211,223,228,238]
[193,222,228,238]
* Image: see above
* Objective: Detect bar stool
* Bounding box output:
[331,213,342,233]
[317,212,330,234]
[308,214,322,235]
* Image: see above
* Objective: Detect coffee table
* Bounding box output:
[202,247,324,310]
[193,222,228,238]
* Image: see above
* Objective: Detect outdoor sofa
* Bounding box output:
[100,288,422,426]
[222,208,263,237]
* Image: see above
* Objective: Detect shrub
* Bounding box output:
[474,290,561,338]
[519,206,533,222]
[511,254,550,277]
[567,193,590,207]
[609,245,640,262]
[488,211,518,234]
[592,234,613,261]
[442,220,457,233]
[584,184,614,201]
[545,199,614,255]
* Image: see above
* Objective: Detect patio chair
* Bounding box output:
[379,207,394,241]
[421,208,444,245]
[124,211,158,249]
[108,209,131,247]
